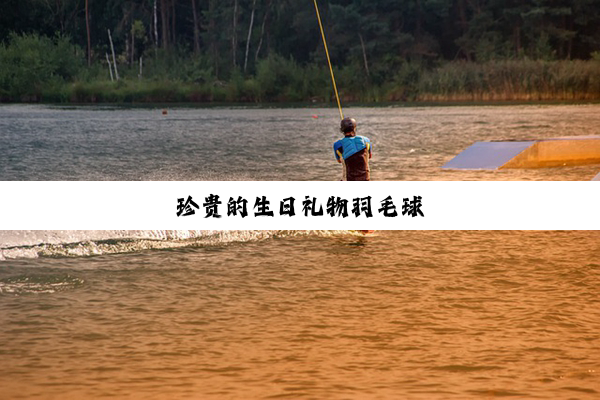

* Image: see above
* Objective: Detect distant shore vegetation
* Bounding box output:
[1,33,599,104]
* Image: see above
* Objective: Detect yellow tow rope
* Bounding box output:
[313,0,344,120]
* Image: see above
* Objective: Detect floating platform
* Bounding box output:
[443,136,600,170]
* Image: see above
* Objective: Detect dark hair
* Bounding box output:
[340,117,357,134]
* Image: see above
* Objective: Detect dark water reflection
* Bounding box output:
[1,104,599,181]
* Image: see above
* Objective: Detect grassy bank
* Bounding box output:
[416,60,600,102]
[54,60,600,104]
[11,61,600,104]
[8,59,600,104]
[1,34,599,104]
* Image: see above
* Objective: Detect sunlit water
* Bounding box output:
[0,230,599,399]
[1,104,599,181]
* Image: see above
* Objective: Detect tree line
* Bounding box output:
[1,0,599,102]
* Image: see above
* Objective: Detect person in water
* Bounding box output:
[333,117,372,181]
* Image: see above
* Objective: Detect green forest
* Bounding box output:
[1,0,600,103]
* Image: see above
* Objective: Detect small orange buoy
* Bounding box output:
[312,114,318,119]
[162,109,168,115]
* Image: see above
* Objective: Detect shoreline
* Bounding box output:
[2,99,599,108]
[3,82,598,106]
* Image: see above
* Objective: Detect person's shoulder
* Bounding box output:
[358,135,371,142]
[333,138,343,148]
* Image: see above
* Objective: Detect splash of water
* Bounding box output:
[0,274,85,295]
[0,230,353,260]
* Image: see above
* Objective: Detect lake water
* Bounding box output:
[1,104,600,181]
[1,104,599,399]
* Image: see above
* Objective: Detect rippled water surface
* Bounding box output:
[0,230,599,399]
[1,104,600,180]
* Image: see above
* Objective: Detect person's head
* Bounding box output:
[340,117,357,136]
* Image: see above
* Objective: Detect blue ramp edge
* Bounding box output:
[592,172,600,181]
[442,141,536,170]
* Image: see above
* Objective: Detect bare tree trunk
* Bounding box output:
[171,0,176,46]
[254,1,270,63]
[153,0,159,53]
[85,0,91,66]
[208,0,218,78]
[125,28,130,67]
[358,33,370,77]
[243,0,257,72]
[232,0,238,67]
[160,0,169,49]
[107,29,119,80]
[139,56,143,79]
[131,26,135,66]
[106,53,114,81]
[191,0,200,54]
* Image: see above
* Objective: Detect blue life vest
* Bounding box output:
[333,135,371,161]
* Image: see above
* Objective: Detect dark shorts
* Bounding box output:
[345,148,370,181]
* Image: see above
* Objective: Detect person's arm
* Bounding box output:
[333,142,343,163]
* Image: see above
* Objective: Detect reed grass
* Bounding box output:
[416,60,600,102]
[59,59,597,104]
